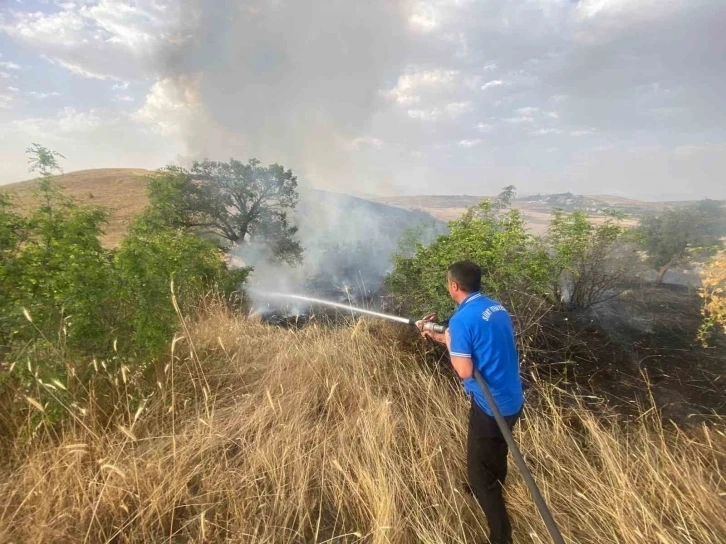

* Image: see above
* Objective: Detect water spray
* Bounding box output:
[254,291,565,544]
[258,291,413,324]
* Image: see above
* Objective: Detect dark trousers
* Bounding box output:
[467,399,521,544]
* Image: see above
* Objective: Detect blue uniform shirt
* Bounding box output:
[448,292,524,417]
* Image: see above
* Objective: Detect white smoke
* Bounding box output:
[162,0,415,194]
[151,0,440,310]
[236,187,443,312]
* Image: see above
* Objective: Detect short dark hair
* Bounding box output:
[447,260,481,293]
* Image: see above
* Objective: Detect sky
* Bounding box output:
[1,0,725,200]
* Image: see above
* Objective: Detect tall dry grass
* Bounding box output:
[0,302,724,543]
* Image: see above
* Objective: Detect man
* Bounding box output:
[418,260,524,544]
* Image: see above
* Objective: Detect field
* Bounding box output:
[1,301,724,543]
[370,194,658,235]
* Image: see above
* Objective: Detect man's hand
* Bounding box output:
[422,329,446,344]
[416,312,437,332]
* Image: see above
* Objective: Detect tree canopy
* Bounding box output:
[145,158,302,264]
[636,200,725,284]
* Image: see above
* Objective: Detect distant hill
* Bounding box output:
[369,192,708,234]
[1,168,152,247]
[6,169,708,245]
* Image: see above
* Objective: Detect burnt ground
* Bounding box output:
[534,284,725,425]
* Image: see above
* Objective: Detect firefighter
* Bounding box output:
[419,260,524,544]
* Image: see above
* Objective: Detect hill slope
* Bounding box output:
[1,169,444,263]
[1,309,723,543]
[1,168,152,247]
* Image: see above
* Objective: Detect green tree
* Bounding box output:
[547,210,638,309]
[145,158,302,264]
[26,143,65,177]
[637,201,725,284]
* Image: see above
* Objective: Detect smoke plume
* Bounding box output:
[157,0,433,307]
[164,0,414,194]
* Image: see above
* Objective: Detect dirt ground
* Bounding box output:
[536,284,725,425]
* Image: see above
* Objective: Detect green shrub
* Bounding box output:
[0,147,251,439]
[114,217,249,357]
[385,189,640,322]
[1,179,115,356]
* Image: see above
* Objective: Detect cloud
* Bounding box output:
[13,107,104,137]
[407,101,472,122]
[42,57,119,81]
[351,136,384,150]
[0,61,22,70]
[444,101,473,116]
[132,77,204,136]
[27,91,61,100]
[384,68,460,105]
[481,80,505,90]
[458,139,484,147]
[531,128,562,135]
[0,104,185,182]
[517,107,540,116]
[0,1,183,81]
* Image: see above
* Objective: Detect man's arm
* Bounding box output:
[446,324,474,380]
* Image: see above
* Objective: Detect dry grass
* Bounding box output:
[0,168,152,247]
[0,303,724,543]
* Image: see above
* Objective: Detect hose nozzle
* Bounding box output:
[421,322,447,334]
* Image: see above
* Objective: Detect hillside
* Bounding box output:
[2,170,703,244]
[1,306,723,543]
[1,169,444,250]
[1,168,152,247]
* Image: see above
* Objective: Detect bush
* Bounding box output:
[547,210,639,309]
[1,148,251,438]
[636,200,724,284]
[114,217,249,357]
[384,191,642,348]
[0,180,116,356]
